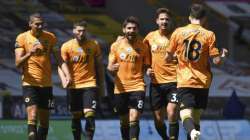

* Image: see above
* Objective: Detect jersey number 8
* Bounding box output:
[183,39,202,61]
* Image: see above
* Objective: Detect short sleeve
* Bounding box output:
[143,43,151,66]
[167,29,178,53]
[94,41,102,57]
[108,43,117,64]
[15,33,25,50]
[61,44,69,62]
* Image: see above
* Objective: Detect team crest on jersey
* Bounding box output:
[126,47,132,53]
[25,97,30,103]
[119,52,127,60]
[151,44,158,51]
[77,47,83,53]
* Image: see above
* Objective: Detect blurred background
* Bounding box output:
[0,0,250,140]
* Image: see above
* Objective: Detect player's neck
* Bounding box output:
[76,38,87,46]
[125,37,137,45]
[190,19,201,25]
[158,29,169,37]
[30,30,42,38]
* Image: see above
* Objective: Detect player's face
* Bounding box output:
[73,26,86,42]
[123,22,138,42]
[156,13,170,31]
[29,17,44,35]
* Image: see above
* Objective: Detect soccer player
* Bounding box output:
[14,13,71,140]
[107,16,151,140]
[60,20,105,140]
[165,4,228,140]
[143,8,179,140]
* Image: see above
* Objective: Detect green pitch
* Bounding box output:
[0,120,73,140]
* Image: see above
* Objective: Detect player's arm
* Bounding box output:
[208,32,228,65]
[143,42,153,75]
[95,53,105,97]
[52,46,72,88]
[107,44,119,74]
[15,48,31,68]
[165,51,175,63]
[165,30,178,63]
[15,39,39,68]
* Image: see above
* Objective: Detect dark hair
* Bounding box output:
[29,13,43,22]
[155,7,172,19]
[122,16,140,28]
[73,20,87,28]
[189,3,206,19]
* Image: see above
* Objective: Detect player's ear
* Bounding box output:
[156,17,159,25]
[73,28,76,34]
[188,16,192,22]
[122,28,126,34]
[28,21,32,27]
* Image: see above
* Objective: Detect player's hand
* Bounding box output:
[63,76,72,88]
[164,52,173,63]
[29,45,40,55]
[146,68,154,76]
[108,63,119,72]
[221,48,228,58]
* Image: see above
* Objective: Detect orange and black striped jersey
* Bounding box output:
[167,24,220,88]
[15,30,57,87]
[144,30,177,84]
[109,38,151,94]
[61,39,101,89]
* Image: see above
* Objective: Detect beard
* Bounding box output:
[75,35,86,43]
[125,33,137,42]
[160,19,175,32]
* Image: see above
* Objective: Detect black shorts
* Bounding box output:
[23,86,54,109]
[67,87,97,112]
[114,91,145,115]
[177,88,209,110]
[149,82,178,110]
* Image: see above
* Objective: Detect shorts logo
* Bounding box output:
[25,97,30,103]
[119,53,126,60]
[137,100,144,109]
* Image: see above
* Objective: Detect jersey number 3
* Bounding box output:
[183,39,202,61]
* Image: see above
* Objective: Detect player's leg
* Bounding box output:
[37,87,53,140]
[83,88,98,140]
[23,86,38,140]
[178,88,200,140]
[37,109,50,140]
[166,83,179,140]
[167,103,179,140]
[192,89,209,139]
[114,93,129,140]
[149,84,168,140]
[67,88,83,140]
[128,91,145,140]
[27,105,38,140]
